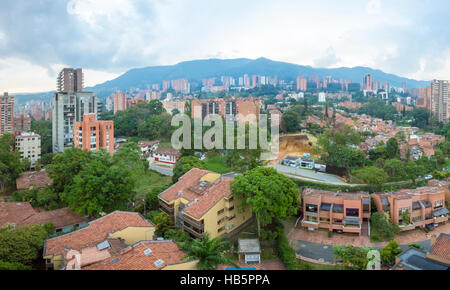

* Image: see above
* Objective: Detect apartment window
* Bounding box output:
[217,209,225,215]
[90,127,96,131]
[435,200,443,209]
[305,204,318,212]
[346,208,359,217]
[228,206,235,211]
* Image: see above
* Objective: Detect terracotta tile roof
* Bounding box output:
[16,171,53,190]
[0,202,36,226]
[159,168,233,219]
[83,240,187,270]
[21,208,88,229]
[0,202,86,229]
[429,234,450,262]
[154,147,180,157]
[138,140,160,148]
[44,211,154,257]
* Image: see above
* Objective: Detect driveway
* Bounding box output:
[273,164,355,186]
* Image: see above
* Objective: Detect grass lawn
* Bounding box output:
[133,170,172,197]
[204,155,233,174]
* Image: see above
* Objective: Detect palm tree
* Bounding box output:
[181,233,237,270]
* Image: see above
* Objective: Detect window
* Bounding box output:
[217,209,225,215]
[435,200,443,208]
[346,208,359,217]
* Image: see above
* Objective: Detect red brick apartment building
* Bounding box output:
[373,187,449,231]
[74,114,114,154]
[300,189,371,235]
[191,97,262,123]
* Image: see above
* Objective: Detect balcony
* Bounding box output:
[182,215,204,230]
[159,202,174,215]
[183,225,203,238]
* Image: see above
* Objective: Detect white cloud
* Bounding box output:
[367,0,382,15]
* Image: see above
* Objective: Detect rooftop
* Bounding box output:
[238,239,261,254]
[159,168,234,219]
[429,234,450,263]
[0,202,87,229]
[83,240,188,270]
[44,211,154,257]
[16,170,53,190]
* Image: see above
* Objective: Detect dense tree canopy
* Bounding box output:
[0,133,27,192]
[0,225,50,265]
[231,167,299,236]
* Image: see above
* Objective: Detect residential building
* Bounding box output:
[151,148,180,165]
[0,202,88,234]
[57,68,83,93]
[430,80,449,122]
[161,100,186,115]
[391,233,450,270]
[171,78,190,94]
[82,240,198,270]
[43,211,156,270]
[191,97,262,123]
[74,114,114,154]
[363,74,373,91]
[300,189,371,235]
[158,168,253,239]
[113,91,127,115]
[16,170,53,191]
[0,92,14,135]
[373,187,449,231]
[237,239,261,265]
[13,114,31,133]
[105,95,113,112]
[52,91,102,153]
[15,132,41,167]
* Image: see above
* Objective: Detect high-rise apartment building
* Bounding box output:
[0,92,14,135]
[14,114,32,134]
[57,68,83,93]
[74,114,114,154]
[296,76,307,91]
[15,132,41,168]
[430,80,449,122]
[363,74,373,91]
[52,92,102,153]
[113,91,127,115]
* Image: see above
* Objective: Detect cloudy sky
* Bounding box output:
[0,0,449,93]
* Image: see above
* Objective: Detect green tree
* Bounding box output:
[386,138,400,159]
[0,225,50,265]
[0,260,31,270]
[282,110,302,133]
[62,159,135,216]
[152,212,173,237]
[47,148,93,194]
[380,240,402,267]
[173,156,206,183]
[333,245,369,270]
[231,167,299,237]
[383,159,407,181]
[181,233,235,270]
[371,212,400,241]
[352,167,388,190]
[0,133,27,192]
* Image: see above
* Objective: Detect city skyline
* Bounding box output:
[0,0,449,93]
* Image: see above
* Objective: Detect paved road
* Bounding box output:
[273,164,429,187]
[273,164,358,186]
[149,163,174,176]
[292,239,431,263]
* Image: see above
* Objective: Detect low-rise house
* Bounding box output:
[300,189,370,236]
[0,202,88,234]
[16,170,53,191]
[138,140,159,156]
[373,187,449,231]
[43,211,155,270]
[151,148,180,165]
[237,239,261,265]
[82,240,197,270]
[391,233,450,270]
[158,168,253,239]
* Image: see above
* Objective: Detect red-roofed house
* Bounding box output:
[158,168,253,239]
[82,240,197,270]
[43,211,155,270]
